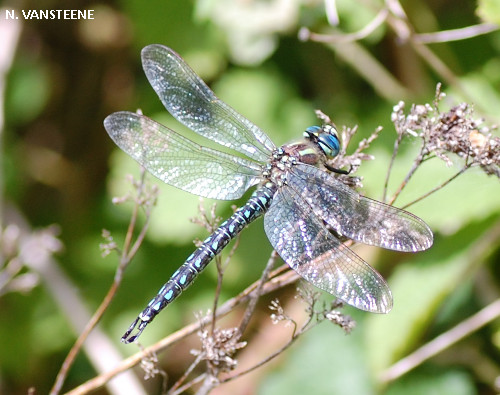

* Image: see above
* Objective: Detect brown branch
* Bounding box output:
[237,250,279,335]
[52,171,154,395]
[169,372,206,395]
[168,354,204,394]
[64,264,300,394]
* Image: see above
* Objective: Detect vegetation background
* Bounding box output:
[0,0,499,394]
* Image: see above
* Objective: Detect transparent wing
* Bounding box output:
[264,185,392,313]
[141,44,275,162]
[104,111,262,200]
[288,164,433,252]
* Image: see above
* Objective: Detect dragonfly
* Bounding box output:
[104,44,433,344]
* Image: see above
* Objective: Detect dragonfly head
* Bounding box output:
[304,125,341,159]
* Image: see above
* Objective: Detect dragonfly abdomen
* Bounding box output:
[121,184,276,343]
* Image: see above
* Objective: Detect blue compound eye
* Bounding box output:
[306,126,321,134]
[304,126,321,139]
[304,125,341,158]
[318,135,340,158]
[318,129,340,158]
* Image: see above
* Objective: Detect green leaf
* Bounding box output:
[385,368,475,395]
[259,320,376,395]
[476,0,500,24]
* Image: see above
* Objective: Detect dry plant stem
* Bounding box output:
[211,254,224,335]
[401,163,471,210]
[414,23,500,44]
[196,375,219,395]
[387,146,425,206]
[121,177,154,264]
[380,220,500,383]
[51,171,151,395]
[382,133,403,203]
[65,264,300,395]
[324,0,339,26]
[221,303,312,384]
[304,0,492,108]
[299,8,389,43]
[353,126,382,155]
[170,373,207,395]
[211,235,241,334]
[383,1,476,105]
[238,250,279,335]
[174,249,277,394]
[169,354,205,395]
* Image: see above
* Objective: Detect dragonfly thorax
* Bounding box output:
[263,128,336,186]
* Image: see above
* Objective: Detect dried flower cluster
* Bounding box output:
[391,86,500,177]
[316,109,382,189]
[140,351,166,381]
[324,307,356,334]
[193,326,247,372]
[269,298,295,328]
[111,173,159,207]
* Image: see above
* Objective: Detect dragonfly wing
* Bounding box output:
[104,111,262,200]
[264,185,393,313]
[141,44,275,162]
[289,164,433,252]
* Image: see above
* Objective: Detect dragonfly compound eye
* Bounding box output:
[317,133,340,158]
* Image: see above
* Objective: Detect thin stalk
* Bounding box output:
[51,171,152,395]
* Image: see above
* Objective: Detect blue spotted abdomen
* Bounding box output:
[122,184,276,343]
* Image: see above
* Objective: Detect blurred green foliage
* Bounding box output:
[0,0,499,394]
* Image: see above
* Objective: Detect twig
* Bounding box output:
[299,8,389,43]
[51,170,154,395]
[301,0,495,109]
[238,250,279,335]
[64,264,300,394]
[195,374,219,395]
[168,354,204,395]
[401,163,471,209]
[221,291,328,384]
[220,325,301,384]
[386,145,426,206]
[324,0,339,26]
[382,131,403,203]
[169,373,206,395]
[381,299,500,383]
[384,0,477,105]
[379,220,500,383]
[414,23,500,44]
